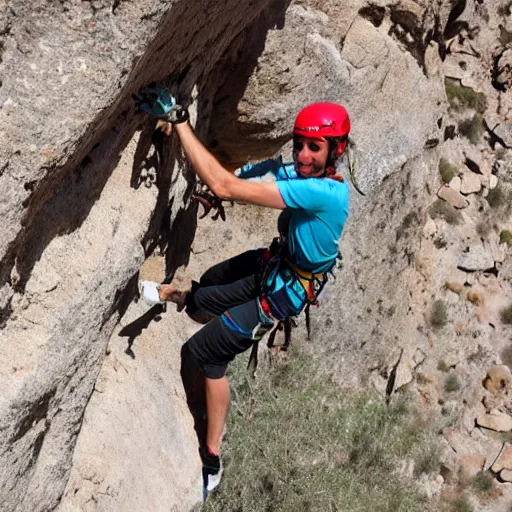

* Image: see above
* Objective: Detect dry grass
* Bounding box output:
[431,300,449,329]
[471,471,494,496]
[445,374,461,393]
[204,345,440,512]
[466,290,484,306]
[445,79,487,114]
[458,116,484,144]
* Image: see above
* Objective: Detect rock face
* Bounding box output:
[0,1,283,511]
[1,0,511,511]
[207,2,446,191]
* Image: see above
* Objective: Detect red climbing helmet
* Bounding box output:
[293,102,351,157]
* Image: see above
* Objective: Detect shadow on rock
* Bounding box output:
[118,303,165,358]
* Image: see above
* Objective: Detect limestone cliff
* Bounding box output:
[0,0,510,511]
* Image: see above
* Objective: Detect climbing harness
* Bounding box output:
[247,237,336,374]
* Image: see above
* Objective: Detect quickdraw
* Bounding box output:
[192,188,227,221]
[346,146,366,196]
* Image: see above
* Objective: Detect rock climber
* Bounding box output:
[134,89,350,496]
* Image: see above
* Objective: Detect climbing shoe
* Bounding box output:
[201,447,223,495]
[140,281,164,306]
[140,281,189,311]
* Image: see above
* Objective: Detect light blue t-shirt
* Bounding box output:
[237,158,349,273]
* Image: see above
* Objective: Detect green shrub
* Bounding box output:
[451,496,473,512]
[437,360,449,372]
[204,346,435,512]
[500,230,512,246]
[487,185,507,208]
[431,300,448,329]
[445,374,461,392]
[439,158,458,184]
[459,115,485,144]
[413,445,440,477]
[445,78,487,114]
[500,304,512,325]
[429,200,464,225]
[471,471,494,495]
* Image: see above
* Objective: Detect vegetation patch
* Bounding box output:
[413,445,440,477]
[444,374,461,393]
[437,360,449,372]
[471,471,494,496]
[205,347,439,512]
[429,200,464,225]
[466,289,484,306]
[500,230,512,247]
[500,304,512,325]
[476,221,492,238]
[450,496,473,512]
[430,300,448,329]
[458,115,484,144]
[445,78,487,113]
[439,158,458,184]
[396,211,420,240]
[486,185,507,208]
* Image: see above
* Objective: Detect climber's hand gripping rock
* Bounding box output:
[133,85,189,124]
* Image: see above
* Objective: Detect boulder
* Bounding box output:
[393,350,415,391]
[494,122,512,149]
[460,172,481,195]
[438,186,469,209]
[448,176,462,192]
[459,455,485,479]
[443,427,484,457]
[209,6,445,191]
[477,409,512,432]
[457,244,495,271]
[491,444,512,473]
[495,48,512,91]
[483,365,512,395]
[500,469,512,482]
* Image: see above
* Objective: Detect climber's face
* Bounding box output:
[293,136,329,178]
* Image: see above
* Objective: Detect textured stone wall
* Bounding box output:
[0,0,477,510]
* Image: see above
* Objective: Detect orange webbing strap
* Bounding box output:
[284,259,327,302]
